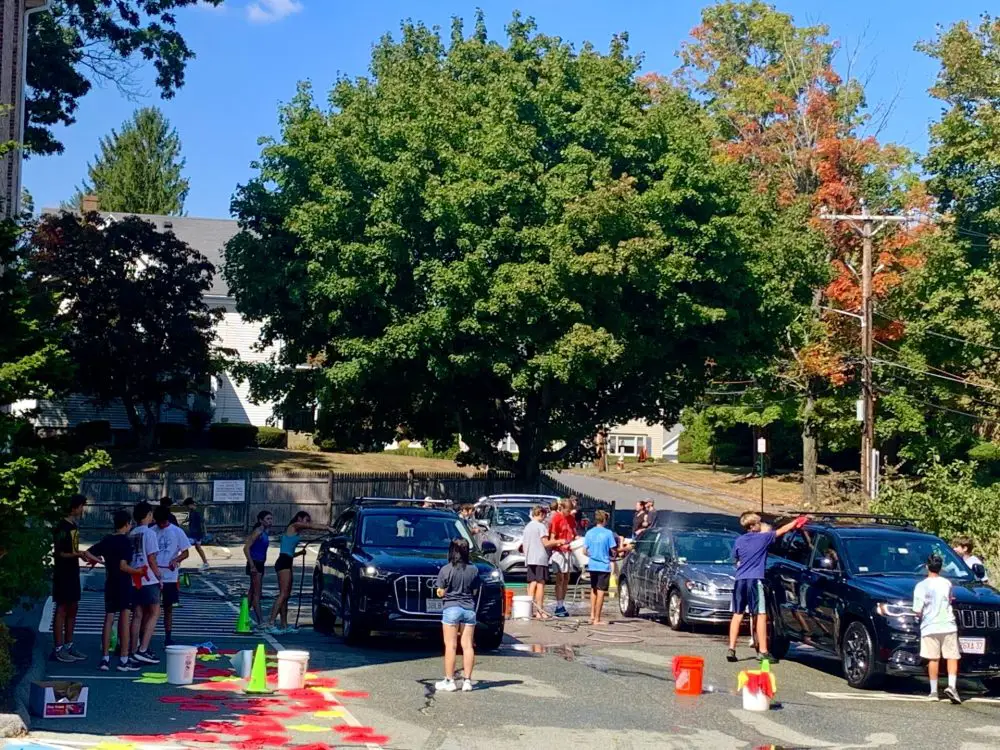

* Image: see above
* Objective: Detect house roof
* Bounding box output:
[41,209,240,298]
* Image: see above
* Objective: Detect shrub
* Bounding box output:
[75,420,111,446]
[678,410,713,463]
[209,423,258,450]
[156,422,188,449]
[0,622,13,691]
[256,426,288,449]
[969,443,1000,478]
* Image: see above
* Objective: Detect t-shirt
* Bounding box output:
[89,533,133,598]
[522,520,550,567]
[732,530,776,581]
[435,562,481,611]
[913,576,957,636]
[187,510,203,536]
[632,511,645,535]
[549,513,577,552]
[584,526,617,573]
[129,525,160,586]
[52,519,80,580]
[155,523,191,583]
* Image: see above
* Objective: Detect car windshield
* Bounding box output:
[361,514,474,549]
[495,507,532,526]
[842,533,972,579]
[673,532,736,564]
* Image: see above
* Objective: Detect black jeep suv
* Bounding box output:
[765,516,1000,689]
[312,498,505,648]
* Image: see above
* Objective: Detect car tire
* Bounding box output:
[841,620,882,689]
[476,625,505,650]
[312,572,335,633]
[667,589,686,631]
[341,587,369,644]
[619,578,639,617]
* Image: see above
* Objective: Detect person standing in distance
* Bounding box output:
[435,538,481,693]
[243,511,273,629]
[913,554,962,704]
[129,501,162,664]
[522,505,560,619]
[51,494,98,662]
[182,497,210,570]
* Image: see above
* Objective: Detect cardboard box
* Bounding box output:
[29,681,88,719]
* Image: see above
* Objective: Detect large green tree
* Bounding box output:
[26,0,221,156]
[71,107,189,215]
[225,13,806,480]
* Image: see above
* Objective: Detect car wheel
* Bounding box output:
[667,589,686,631]
[841,620,882,689]
[311,572,335,633]
[341,588,369,644]
[476,625,504,650]
[619,578,639,617]
[766,599,789,660]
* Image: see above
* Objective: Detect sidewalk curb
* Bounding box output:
[1,600,45,737]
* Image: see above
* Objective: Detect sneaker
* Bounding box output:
[199,563,211,572]
[133,649,160,665]
[99,657,111,672]
[461,679,473,692]
[267,625,284,635]
[759,652,777,664]
[943,686,962,705]
[726,649,738,663]
[283,625,299,634]
[117,659,141,672]
[54,649,75,663]
[926,693,939,701]
[65,645,87,661]
[554,607,569,618]
[435,678,457,692]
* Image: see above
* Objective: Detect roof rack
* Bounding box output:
[779,512,917,527]
[479,494,560,503]
[352,497,455,508]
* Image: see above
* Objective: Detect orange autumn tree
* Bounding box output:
[676,0,921,501]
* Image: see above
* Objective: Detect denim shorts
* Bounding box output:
[442,606,477,626]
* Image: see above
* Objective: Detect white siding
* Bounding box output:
[213,312,279,427]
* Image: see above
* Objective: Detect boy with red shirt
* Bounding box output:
[549,499,579,617]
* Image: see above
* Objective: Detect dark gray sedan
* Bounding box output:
[618,527,738,629]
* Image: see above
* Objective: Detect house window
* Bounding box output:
[609,434,643,456]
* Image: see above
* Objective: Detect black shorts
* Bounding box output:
[53,571,81,605]
[161,581,180,606]
[131,584,161,609]
[590,571,611,592]
[105,586,133,614]
[246,559,265,576]
[274,553,294,572]
[526,564,548,583]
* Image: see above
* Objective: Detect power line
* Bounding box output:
[872,310,1000,353]
[871,356,1000,394]
[875,385,1000,425]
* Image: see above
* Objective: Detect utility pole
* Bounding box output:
[819,202,909,500]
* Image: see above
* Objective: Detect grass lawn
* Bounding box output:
[108,447,476,474]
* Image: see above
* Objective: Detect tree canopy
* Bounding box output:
[225,13,809,479]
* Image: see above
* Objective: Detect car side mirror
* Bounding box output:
[481,541,497,554]
[973,563,986,580]
[650,555,667,565]
[816,556,838,572]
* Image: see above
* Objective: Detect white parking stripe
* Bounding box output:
[810,691,1000,704]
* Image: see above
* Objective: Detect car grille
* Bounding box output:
[955,607,1000,630]
[394,575,437,615]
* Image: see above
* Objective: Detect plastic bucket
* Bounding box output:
[504,589,514,618]
[742,686,770,711]
[672,655,704,696]
[511,595,533,620]
[276,650,310,691]
[569,537,589,569]
[165,645,197,685]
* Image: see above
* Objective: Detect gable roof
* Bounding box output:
[40,209,240,298]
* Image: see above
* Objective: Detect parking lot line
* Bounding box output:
[809,691,1000,703]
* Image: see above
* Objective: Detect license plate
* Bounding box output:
[960,637,986,655]
[426,600,444,613]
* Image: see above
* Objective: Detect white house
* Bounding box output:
[18,212,280,435]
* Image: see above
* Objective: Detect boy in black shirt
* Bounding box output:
[52,495,97,662]
[88,510,145,671]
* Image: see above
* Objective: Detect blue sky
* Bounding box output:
[25,0,975,218]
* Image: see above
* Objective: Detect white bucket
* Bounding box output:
[165,645,197,685]
[511,595,533,620]
[741,686,770,712]
[276,650,310,691]
[569,537,589,569]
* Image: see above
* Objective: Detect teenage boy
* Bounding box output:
[726,511,808,663]
[583,510,619,626]
[522,505,560,619]
[183,498,210,570]
[129,501,162,664]
[549,498,579,618]
[154,505,190,646]
[88,510,144,671]
[952,536,987,582]
[458,504,481,536]
[51,495,97,663]
[914,554,962,703]
[157,497,179,526]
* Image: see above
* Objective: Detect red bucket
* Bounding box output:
[504,589,514,618]
[672,655,704,696]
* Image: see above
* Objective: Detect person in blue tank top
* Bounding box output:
[243,511,273,629]
[267,511,331,634]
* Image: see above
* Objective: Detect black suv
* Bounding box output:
[312,498,505,648]
[765,516,1000,688]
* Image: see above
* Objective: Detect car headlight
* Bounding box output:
[876,602,915,618]
[684,580,718,596]
[361,565,389,580]
[497,533,516,542]
[482,569,504,584]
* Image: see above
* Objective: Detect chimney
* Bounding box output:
[81,194,100,213]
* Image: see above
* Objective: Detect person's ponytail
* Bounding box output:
[252,510,271,530]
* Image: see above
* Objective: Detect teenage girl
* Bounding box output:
[435,538,481,692]
[267,511,330,633]
[243,510,273,628]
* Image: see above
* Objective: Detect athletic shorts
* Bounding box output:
[731,579,766,615]
[921,632,960,660]
[161,581,180,606]
[52,571,81,605]
[550,551,572,574]
[590,571,611,592]
[442,606,477,626]
[526,564,548,583]
[188,535,203,545]
[274,553,294,572]
[246,559,265,576]
[104,586,132,614]
[132,584,161,608]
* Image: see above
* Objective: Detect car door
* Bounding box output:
[327,511,356,615]
[651,532,676,612]
[804,532,844,653]
[768,530,815,638]
[630,530,661,608]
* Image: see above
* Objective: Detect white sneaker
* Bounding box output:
[462,679,473,692]
[435,678,457,692]
[199,563,210,571]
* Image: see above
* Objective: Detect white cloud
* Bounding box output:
[246,0,303,23]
